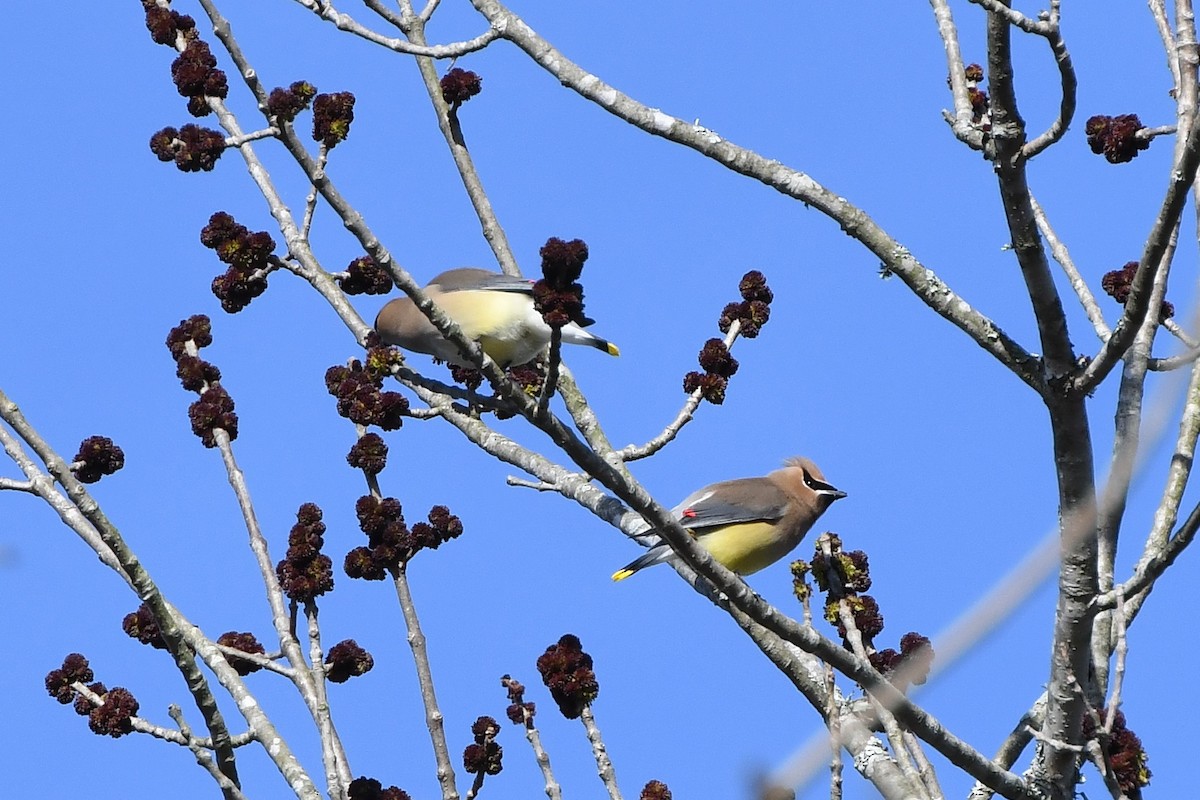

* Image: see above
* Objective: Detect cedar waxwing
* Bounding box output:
[374,268,620,368]
[612,456,846,581]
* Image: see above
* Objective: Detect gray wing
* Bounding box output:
[671,477,791,530]
[429,268,534,295]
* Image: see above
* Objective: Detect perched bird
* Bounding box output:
[374,268,620,368]
[612,456,846,581]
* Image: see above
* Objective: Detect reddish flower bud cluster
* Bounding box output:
[718,270,774,338]
[688,271,774,403]
[347,433,389,476]
[441,68,483,107]
[188,385,238,447]
[326,639,375,683]
[1101,261,1175,321]
[200,212,276,313]
[448,364,484,391]
[1086,114,1150,164]
[347,777,411,800]
[122,603,167,650]
[276,503,334,603]
[216,631,266,676]
[501,674,536,726]
[46,655,139,738]
[313,92,356,148]
[170,40,227,116]
[684,339,738,405]
[957,64,989,126]
[640,780,673,800]
[963,63,984,82]
[87,687,140,738]
[72,436,125,484]
[166,317,236,447]
[144,4,197,46]
[149,124,226,171]
[363,338,406,378]
[339,256,394,296]
[463,716,503,775]
[166,314,214,357]
[799,535,935,691]
[811,548,872,594]
[45,654,94,705]
[1083,710,1152,795]
[507,362,546,397]
[267,81,317,123]
[535,634,599,719]
[325,361,409,430]
[868,632,934,690]
[533,237,590,328]
[345,496,407,580]
[344,497,464,578]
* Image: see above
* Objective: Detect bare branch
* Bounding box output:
[470,0,1045,394]
[292,0,500,58]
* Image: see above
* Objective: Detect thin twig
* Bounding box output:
[618,319,742,461]
[293,0,500,57]
[579,706,623,800]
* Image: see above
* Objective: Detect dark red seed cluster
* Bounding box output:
[325,361,409,430]
[217,632,266,676]
[344,495,408,580]
[347,777,411,800]
[46,654,139,737]
[339,255,394,296]
[170,40,228,116]
[326,639,374,683]
[1083,710,1152,795]
[200,212,276,313]
[276,503,334,604]
[868,632,935,690]
[441,68,483,107]
[87,687,140,738]
[313,92,356,148]
[501,674,536,727]
[1086,114,1150,164]
[718,270,774,338]
[149,124,226,171]
[167,317,234,448]
[72,436,125,484]
[533,237,589,328]
[144,3,197,46]
[45,654,94,705]
[463,715,503,776]
[347,433,389,476]
[684,339,738,405]
[1100,261,1174,321]
[344,498,461,578]
[122,603,168,650]
[267,80,317,123]
[640,781,673,800]
[535,634,599,720]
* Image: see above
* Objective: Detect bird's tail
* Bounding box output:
[611,546,666,581]
[560,325,620,357]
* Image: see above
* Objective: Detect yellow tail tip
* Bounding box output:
[606,342,620,357]
[611,568,634,582]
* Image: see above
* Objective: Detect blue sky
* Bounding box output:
[2,2,1195,799]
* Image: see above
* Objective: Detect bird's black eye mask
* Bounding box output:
[803,471,840,494]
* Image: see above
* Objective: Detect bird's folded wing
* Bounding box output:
[430,268,534,295]
[672,478,791,529]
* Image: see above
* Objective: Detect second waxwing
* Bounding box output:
[374,268,620,368]
[612,456,846,580]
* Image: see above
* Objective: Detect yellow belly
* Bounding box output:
[698,520,793,575]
